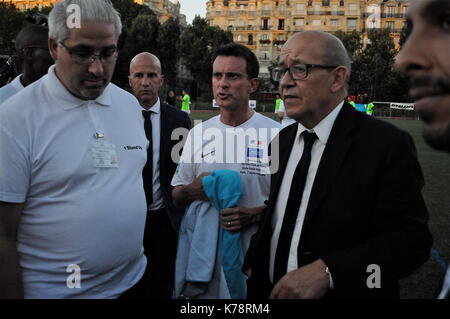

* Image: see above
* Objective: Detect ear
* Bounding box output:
[330,66,349,93]
[249,78,259,94]
[48,38,59,61]
[160,74,165,86]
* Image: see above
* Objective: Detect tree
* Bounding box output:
[158,17,182,91]
[179,16,233,99]
[334,30,363,60]
[112,12,160,88]
[0,3,26,55]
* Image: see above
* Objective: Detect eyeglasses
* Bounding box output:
[271,63,338,81]
[58,41,118,64]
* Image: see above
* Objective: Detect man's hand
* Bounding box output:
[220,205,265,232]
[270,259,330,299]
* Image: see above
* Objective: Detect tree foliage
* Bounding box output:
[158,17,182,90]
[179,16,233,97]
[0,3,27,55]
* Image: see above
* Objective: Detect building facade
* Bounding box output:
[7,0,187,25]
[206,0,409,77]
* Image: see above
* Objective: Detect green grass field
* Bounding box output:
[189,111,450,299]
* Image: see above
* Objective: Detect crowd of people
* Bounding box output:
[0,0,448,299]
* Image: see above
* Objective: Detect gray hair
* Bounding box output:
[48,0,122,42]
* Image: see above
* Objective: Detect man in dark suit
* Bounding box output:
[395,0,450,299]
[244,31,432,299]
[129,52,191,299]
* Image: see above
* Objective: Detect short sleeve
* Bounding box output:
[0,125,30,203]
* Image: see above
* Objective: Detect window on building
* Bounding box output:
[237,35,243,42]
[387,21,395,32]
[312,19,321,26]
[296,4,305,12]
[387,6,396,18]
[280,5,285,11]
[294,18,305,26]
[262,18,269,30]
[261,34,269,40]
[261,51,270,60]
[248,35,254,45]
[322,0,330,6]
[278,19,285,30]
[331,19,339,27]
[340,1,345,7]
[347,18,357,30]
[238,19,244,27]
[332,5,338,14]
[402,6,408,16]
[349,3,358,13]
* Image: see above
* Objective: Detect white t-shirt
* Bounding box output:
[0,74,24,104]
[278,100,296,128]
[171,111,281,252]
[0,65,148,298]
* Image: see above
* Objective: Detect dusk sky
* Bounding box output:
[178,0,207,24]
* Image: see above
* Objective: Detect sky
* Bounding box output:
[178,0,207,24]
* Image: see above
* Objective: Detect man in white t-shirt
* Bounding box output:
[0,0,148,299]
[171,43,281,298]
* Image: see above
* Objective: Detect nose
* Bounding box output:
[279,67,295,90]
[395,29,431,76]
[87,57,104,77]
[141,75,150,87]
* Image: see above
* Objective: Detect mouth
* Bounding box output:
[217,92,230,99]
[283,94,299,101]
[84,79,104,87]
[410,88,449,124]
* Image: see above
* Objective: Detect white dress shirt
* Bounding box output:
[269,101,344,283]
[143,98,164,211]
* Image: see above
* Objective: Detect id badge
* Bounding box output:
[91,140,119,168]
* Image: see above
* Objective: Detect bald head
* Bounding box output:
[129,52,164,109]
[278,31,351,128]
[129,52,162,74]
[284,31,351,76]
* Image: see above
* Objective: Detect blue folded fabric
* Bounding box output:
[203,170,246,299]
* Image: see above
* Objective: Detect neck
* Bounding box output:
[219,106,254,127]
[20,69,37,87]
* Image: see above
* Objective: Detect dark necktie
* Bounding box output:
[273,131,318,283]
[142,110,154,207]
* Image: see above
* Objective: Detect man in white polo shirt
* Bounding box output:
[0,0,148,298]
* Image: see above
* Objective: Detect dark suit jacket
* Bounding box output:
[244,102,432,299]
[158,102,191,233]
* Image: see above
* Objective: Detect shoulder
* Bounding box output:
[253,112,282,129]
[161,102,190,121]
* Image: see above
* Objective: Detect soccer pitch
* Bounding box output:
[189,111,450,299]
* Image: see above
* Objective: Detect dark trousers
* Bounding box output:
[143,208,178,299]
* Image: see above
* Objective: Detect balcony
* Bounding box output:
[307,10,345,16]
[381,13,405,19]
[259,26,272,31]
[259,39,271,44]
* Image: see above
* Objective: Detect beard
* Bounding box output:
[423,123,450,153]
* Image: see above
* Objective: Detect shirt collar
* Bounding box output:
[295,100,344,145]
[143,97,160,114]
[11,74,25,91]
[43,65,112,110]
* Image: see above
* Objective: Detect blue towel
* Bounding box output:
[203,170,246,299]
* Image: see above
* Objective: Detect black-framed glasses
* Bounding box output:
[58,41,118,64]
[271,63,338,81]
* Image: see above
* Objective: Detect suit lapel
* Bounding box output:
[260,124,298,232]
[302,103,357,229]
[160,103,170,169]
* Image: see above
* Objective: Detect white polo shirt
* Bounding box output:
[0,65,148,298]
[0,74,25,104]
